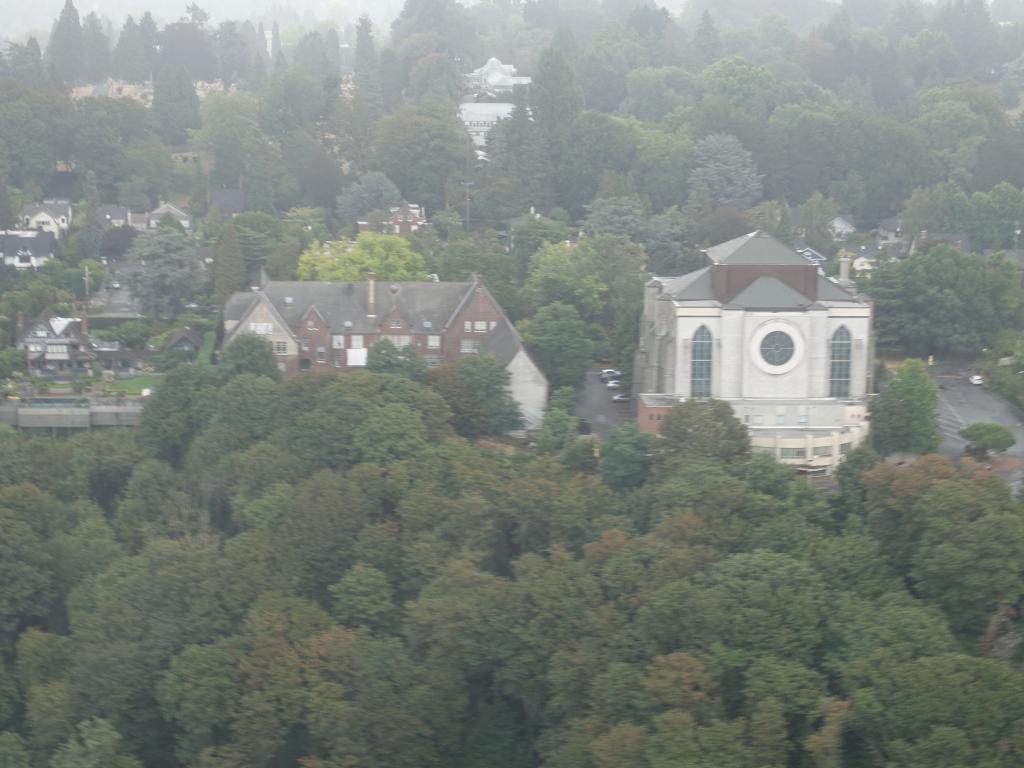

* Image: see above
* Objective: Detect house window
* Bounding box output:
[813,445,834,457]
[691,326,712,397]
[350,335,364,349]
[316,345,326,362]
[427,335,441,349]
[830,326,852,398]
[798,413,809,425]
[390,317,402,329]
[299,359,311,371]
[334,353,344,368]
[460,339,480,354]
[464,320,472,332]
[776,414,786,425]
[474,320,488,332]
[273,341,288,355]
[301,340,309,351]
[780,447,806,459]
[425,355,441,367]
[332,335,345,349]
[384,335,411,348]
[249,322,273,335]
[307,319,317,330]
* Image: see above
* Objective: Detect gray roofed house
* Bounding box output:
[0,230,56,269]
[21,200,72,239]
[207,189,246,218]
[223,273,549,429]
[95,204,134,228]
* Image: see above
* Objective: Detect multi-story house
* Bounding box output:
[223,274,548,430]
[16,312,146,377]
[20,200,72,240]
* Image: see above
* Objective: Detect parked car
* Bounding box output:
[612,393,632,402]
[969,374,984,385]
[110,281,121,289]
[600,368,622,381]
[606,380,621,390]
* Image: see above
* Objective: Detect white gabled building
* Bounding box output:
[634,231,873,471]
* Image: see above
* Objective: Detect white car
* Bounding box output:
[969,375,984,385]
[612,393,632,402]
[606,380,621,390]
[600,368,622,381]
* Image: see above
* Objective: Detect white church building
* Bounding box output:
[634,231,873,471]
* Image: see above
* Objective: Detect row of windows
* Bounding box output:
[689,325,853,398]
[464,320,497,333]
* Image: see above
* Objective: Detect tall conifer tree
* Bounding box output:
[47,0,83,85]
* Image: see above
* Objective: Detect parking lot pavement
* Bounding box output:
[929,362,1024,489]
[576,370,631,442]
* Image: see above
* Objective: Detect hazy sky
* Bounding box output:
[0,0,408,43]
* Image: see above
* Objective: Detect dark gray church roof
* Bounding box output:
[704,230,810,266]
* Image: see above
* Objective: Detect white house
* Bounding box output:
[829,215,857,241]
[0,230,56,269]
[20,200,72,240]
[459,102,516,148]
[634,231,873,471]
[147,202,193,231]
[463,58,532,95]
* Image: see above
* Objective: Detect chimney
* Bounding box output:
[838,251,852,286]
[367,271,376,317]
[79,314,88,336]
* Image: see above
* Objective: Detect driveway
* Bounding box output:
[929,361,1024,490]
[576,370,631,442]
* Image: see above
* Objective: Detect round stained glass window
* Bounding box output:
[760,331,794,366]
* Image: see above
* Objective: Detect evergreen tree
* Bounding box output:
[0,175,14,230]
[270,21,282,70]
[7,38,45,84]
[532,47,582,152]
[214,221,246,303]
[47,0,82,85]
[324,28,341,79]
[354,16,382,119]
[80,12,109,84]
[694,10,722,66]
[153,66,200,145]
[138,12,159,78]
[113,17,143,82]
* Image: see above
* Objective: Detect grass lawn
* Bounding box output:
[107,373,164,395]
[198,331,216,364]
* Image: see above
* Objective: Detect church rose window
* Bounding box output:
[760,331,794,366]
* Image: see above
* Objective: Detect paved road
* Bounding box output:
[576,370,631,442]
[929,361,1024,490]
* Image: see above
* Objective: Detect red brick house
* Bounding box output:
[223,274,548,429]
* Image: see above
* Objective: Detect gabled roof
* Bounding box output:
[208,189,245,216]
[95,204,130,220]
[704,231,810,267]
[21,200,71,220]
[226,279,480,336]
[0,230,56,258]
[726,276,816,310]
[149,202,191,220]
[482,316,524,366]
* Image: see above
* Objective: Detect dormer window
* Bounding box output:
[390,318,402,329]
[307,319,317,330]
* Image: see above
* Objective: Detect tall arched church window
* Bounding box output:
[691,326,713,398]
[830,326,851,398]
